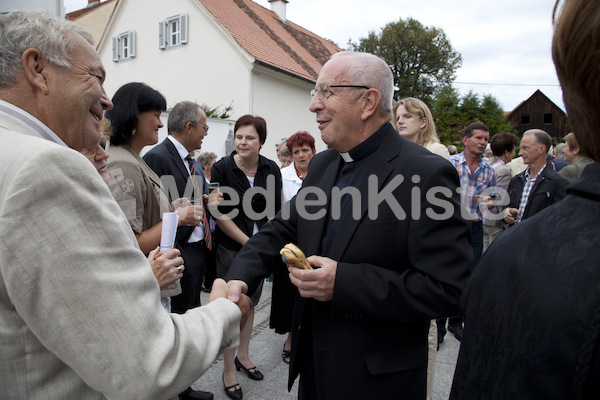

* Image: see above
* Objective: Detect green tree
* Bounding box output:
[429,86,463,145]
[201,102,233,119]
[351,17,462,101]
[459,90,481,123]
[429,89,516,148]
[479,95,516,135]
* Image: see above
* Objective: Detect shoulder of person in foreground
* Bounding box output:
[0,143,240,399]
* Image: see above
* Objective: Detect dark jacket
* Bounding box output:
[143,137,206,244]
[451,163,600,400]
[227,123,473,399]
[506,160,569,222]
[211,152,282,252]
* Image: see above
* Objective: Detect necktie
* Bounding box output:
[185,155,213,250]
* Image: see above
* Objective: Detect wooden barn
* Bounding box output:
[506,89,570,139]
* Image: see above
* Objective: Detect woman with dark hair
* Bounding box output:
[106,82,197,311]
[483,132,519,249]
[270,131,316,364]
[211,114,282,399]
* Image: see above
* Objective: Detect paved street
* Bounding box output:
[195,280,460,400]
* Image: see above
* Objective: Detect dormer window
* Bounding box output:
[159,13,188,49]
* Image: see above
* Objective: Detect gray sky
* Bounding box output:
[65,0,564,112]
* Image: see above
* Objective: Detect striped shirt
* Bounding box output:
[516,164,547,223]
[451,152,497,221]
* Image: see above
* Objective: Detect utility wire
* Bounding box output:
[453,81,561,87]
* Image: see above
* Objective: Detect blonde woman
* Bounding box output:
[394,97,450,161]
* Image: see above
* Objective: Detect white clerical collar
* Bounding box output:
[0,100,67,146]
[339,152,354,163]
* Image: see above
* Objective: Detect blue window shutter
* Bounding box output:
[159,21,166,49]
[129,30,136,58]
[112,36,119,61]
[180,13,188,44]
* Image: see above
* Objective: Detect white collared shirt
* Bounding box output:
[516,164,547,223]
[167,135,205,243]
[0,100,67,146]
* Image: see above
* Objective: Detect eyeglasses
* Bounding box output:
[310,84,369,99]
[190,121,209,132]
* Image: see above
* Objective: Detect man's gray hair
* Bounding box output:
[523,129,553,154]
[554,142,567,157]
[330,51,394,117]
[168,101,203,134]
[0,10,94,87]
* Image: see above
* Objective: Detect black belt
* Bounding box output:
[185,240,205,248]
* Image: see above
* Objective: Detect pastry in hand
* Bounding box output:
[280,243,312,270]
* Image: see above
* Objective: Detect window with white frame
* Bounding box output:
[112,30,136,62]
[159,13,188,49]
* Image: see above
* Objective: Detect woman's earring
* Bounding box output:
[132,129,136,136]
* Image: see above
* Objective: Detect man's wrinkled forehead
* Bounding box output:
[317,57,350,85]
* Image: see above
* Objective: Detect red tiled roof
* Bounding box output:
[65,0,117,20]
[199,0,341,82]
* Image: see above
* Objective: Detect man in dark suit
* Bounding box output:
[451,1,600,397]
[143,101,214,400]
[224,51,473,399]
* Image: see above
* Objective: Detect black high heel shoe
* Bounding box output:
[282,343,291,364]
[234,356,264,380]
[223,374,243,400]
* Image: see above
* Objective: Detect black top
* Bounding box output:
[321,126,387,254]
[452,163,600,399]
[211,152,282,251]
[506,160,569,223]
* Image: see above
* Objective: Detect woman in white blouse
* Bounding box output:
[271,131,316,364]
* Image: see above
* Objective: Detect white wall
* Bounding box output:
[1,0,64,17]
[98,0,324,166]
[99,0,252,112]
[251,65,327,164]
[140,113,235,160]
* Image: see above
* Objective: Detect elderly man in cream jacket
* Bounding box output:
[0,11,248,400]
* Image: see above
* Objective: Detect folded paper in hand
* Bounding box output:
[160,212,179,252]
[160,211,181,297]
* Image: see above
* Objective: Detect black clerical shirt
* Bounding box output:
[320,126,388,255]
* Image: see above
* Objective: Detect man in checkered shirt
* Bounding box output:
[438,122,496,344]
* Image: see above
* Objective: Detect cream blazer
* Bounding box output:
[424,141,451,161]
[0,112,240,400]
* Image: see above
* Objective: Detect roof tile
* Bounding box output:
[199,0,341,81]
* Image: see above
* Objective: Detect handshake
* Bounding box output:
[150,247,251,329]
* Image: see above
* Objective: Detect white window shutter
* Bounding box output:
[112,36,119,61]
[180,13,188,44]
[129,30,136,58]
[159,21,166,49]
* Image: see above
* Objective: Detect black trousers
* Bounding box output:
[171,241,205,314]
[437,221,484,335]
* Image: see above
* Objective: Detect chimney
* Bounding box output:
[269,0,288,23]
